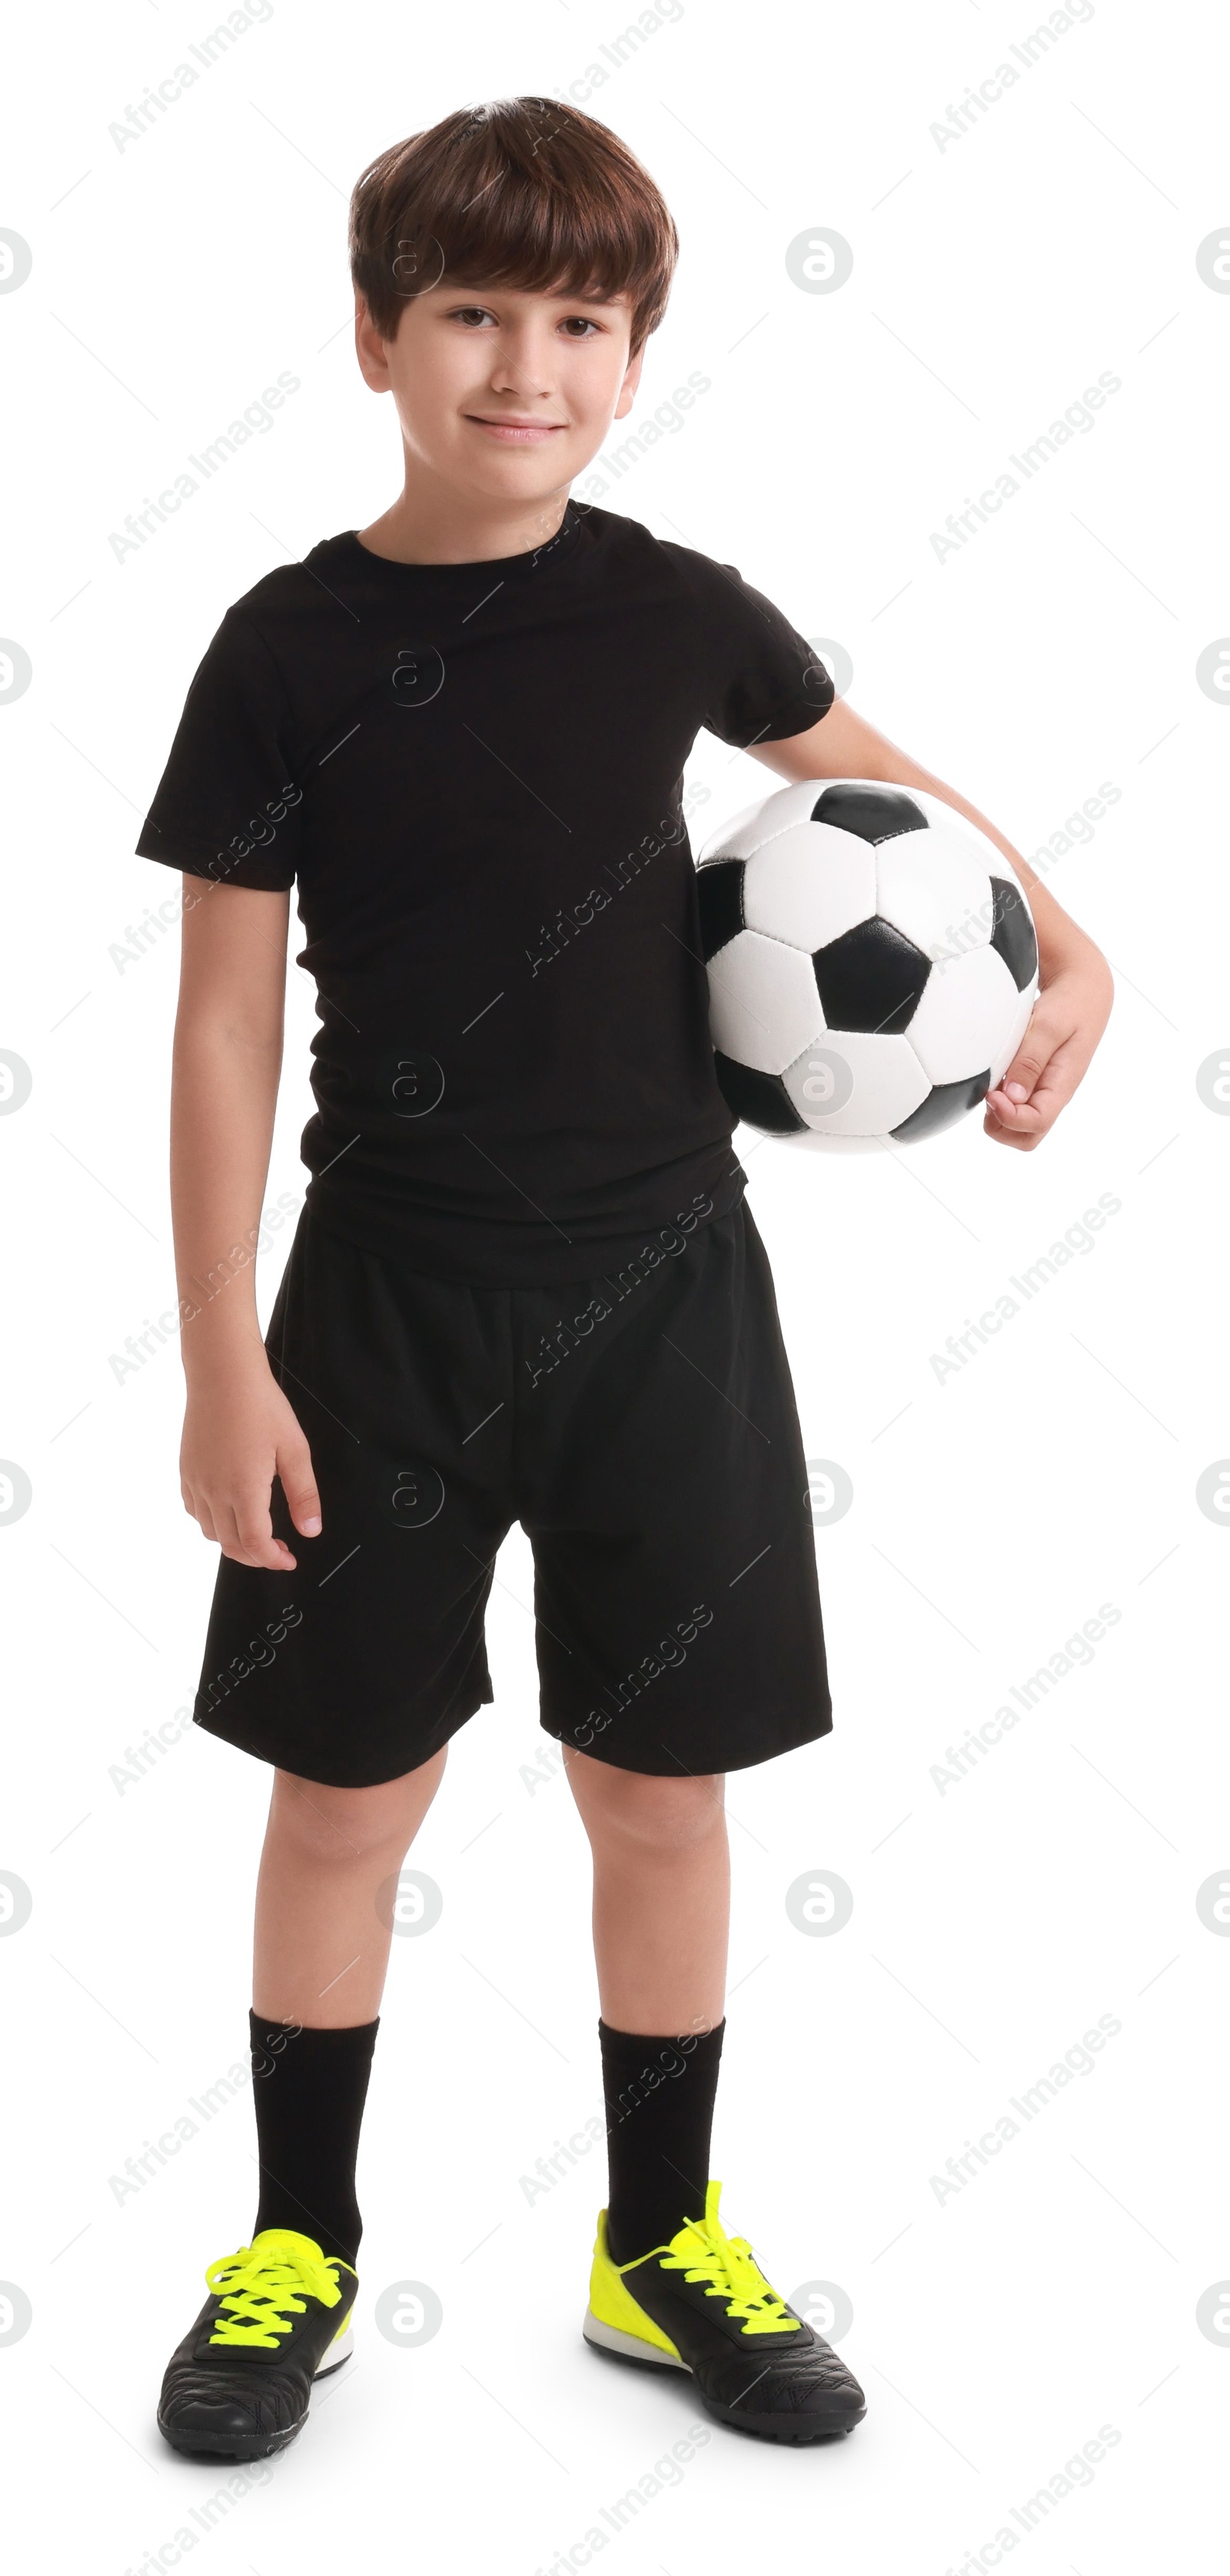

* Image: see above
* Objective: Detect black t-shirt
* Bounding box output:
[135,501,833,1284]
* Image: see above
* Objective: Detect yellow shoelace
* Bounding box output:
[205,2229,344,2349]
[657,2184,801,2337]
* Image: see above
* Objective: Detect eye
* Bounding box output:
[444,303,605,336]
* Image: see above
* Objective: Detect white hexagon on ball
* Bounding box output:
[706,930,824,1077]
[742,824,877,953]
[907,944,1022,1087]
[697,776,834,865]
[780,1030,931,1137]
[876,821,993,957]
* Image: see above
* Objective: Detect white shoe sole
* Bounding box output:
[314,2321,354,2375]
[583,2310,687,2369]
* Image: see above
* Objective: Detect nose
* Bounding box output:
[487,320,560,398]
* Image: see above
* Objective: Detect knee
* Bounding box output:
[583,1766,724,1860]
[269,1752,444,1867]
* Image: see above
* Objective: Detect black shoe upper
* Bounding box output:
[620,2242,866,2429]
[158,2233,357,2456]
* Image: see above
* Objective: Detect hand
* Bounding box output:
[180,1355,322,1569]
[983,940,1113,1151]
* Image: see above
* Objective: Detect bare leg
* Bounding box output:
[252,1749,447,2027]
[563,1747,729,2035]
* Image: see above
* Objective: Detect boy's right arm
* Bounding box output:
[171,877,322,1571]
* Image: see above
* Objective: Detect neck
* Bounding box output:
[357,467,572,567]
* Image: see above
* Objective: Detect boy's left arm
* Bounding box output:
[748,697,1114,1151]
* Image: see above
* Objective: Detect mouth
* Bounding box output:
[466,416,567,444]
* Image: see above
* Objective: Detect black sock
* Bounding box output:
[600,2018,726,2265]
[248,2009,379,2268]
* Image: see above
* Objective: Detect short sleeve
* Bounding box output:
[686,554,836,748]
[135,607,303,890]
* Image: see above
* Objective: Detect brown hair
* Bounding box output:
[349,96,678,355]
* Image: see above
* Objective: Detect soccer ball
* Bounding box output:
[695,777,1039,1150]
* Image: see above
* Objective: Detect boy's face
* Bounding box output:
[355,277,645,508]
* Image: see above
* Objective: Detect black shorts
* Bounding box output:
[189,1200,832,1787]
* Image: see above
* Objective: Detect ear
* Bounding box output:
[354,294,396,393]
[612,341,647,421]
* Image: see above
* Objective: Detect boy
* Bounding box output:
[138,98,1112,2459]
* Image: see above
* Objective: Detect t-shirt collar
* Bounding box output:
[341,498,586,584]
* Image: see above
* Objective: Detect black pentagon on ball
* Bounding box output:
[809,783,929,843]
[713,1051,806,1133]
[892,1068,990,1142]
[989,877,1039,993]
[813,917,931,1037]
[696,858,746,962]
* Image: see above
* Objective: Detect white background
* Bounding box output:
[2,0,1228,2568]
